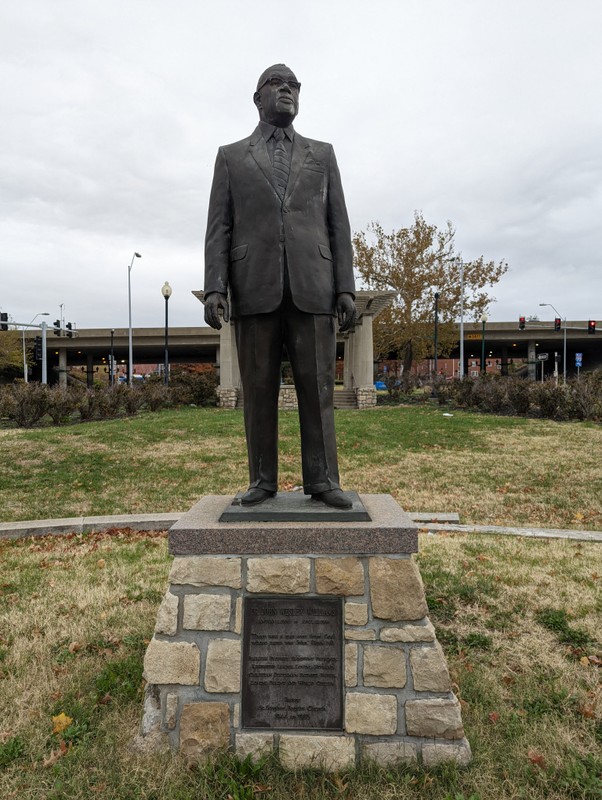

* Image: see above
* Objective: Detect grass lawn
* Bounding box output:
[1,405,601,530]
[0,529,600,799]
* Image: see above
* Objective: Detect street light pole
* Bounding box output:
[110,328,115,386]
[539,303,566,385]
[433,292,440,378]
[161,282,172,385]
[127,252,142,386]
[458,258,465,379]
[480,313,487,374]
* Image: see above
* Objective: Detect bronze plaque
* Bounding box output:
[242,596,343,730]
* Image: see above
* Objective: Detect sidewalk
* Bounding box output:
[1,511,601,543]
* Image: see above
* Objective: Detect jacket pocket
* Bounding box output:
[230,244,248,262]
[318,244,333,261]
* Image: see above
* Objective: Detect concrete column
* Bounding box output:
[527,340,537,380]
[500,346,509,377]
[58,349,68,388]
[86,353,94,388]
[218,321,240,389]
[343,334,354,389]
[354,315,374,387]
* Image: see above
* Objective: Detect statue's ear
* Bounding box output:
[253,91,262,111]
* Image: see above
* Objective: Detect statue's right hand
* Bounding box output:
[204,292,230,330]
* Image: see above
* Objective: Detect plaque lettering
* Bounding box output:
[242,597,343,729]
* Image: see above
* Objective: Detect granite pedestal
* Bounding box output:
[137,494,471,770]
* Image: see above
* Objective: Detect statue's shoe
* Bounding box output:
[240,488,276,506]
[311,489,353,509]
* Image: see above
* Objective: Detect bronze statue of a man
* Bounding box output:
[204,64,356,508]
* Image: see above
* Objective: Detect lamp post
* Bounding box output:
[539,303,566,385]
[127,252,142,385]
[109,328,115,386]
[458,258,465,379]
[22,312,49,382]
[161,282,172,385]
[480,313,487,374]
[433,292,440,378]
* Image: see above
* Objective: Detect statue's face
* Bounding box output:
[254,67,300,127]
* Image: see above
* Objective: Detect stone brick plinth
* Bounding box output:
[138,493,471,769]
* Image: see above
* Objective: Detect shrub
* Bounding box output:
[46,386,76,425]
[5,382,49,427]
[506,377,532,415]
[142,382,171,412]
[97,384,126,419]
[122,385,146,415]
[169,368,218,406]
[71,385,102,421]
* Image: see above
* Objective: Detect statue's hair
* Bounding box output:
[256,64,297,91]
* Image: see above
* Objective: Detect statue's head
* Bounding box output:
[253,64,300,128]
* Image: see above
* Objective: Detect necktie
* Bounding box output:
[272,128,290,198]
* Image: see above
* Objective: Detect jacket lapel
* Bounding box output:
[249,127,281,200]
[285,133,310,202]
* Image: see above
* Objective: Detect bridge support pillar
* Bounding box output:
[528,340,537,381]
[58,349,68,388]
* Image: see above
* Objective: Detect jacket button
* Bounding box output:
[279,235,285,242]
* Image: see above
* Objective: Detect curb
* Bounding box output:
[1,512,601,543]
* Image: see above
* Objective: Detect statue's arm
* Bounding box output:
[204,148,232,329]
[326,146,356,330]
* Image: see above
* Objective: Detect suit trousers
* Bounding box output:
[234,291,341,495]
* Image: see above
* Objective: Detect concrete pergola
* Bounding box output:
[192,290,396,409]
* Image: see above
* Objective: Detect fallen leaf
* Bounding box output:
[68,642,81,654]
[580,656,590,667]
[527,749,546,769]
[573,512,585,522]
[96,559,106,569]
[43,740,70,767]
[488,712,500,723]
[51,712,73,734]
[578,703,596,718]
[97,693,112,706]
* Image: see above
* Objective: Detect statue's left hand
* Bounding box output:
[336,293,357,332]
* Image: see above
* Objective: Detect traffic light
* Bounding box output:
[554,317,561,332]
[66,322,73,338]
[34,336,43,361]
[588,320,596,335]
[0,312,8,331]
[519,316,525,330]
[53,320,61,336]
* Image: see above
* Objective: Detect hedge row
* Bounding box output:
[0,371,218,428]
[436,372,602,422]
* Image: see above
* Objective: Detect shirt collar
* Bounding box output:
[259,121,295,142]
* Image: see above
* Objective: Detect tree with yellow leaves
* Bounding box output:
[353,212,508,375]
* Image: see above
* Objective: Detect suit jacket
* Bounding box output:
[204,126,355,316]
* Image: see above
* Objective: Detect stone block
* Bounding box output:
[405,698,464,739]
[315,557,364,595]
[204,639,241,693]
[380,619,435,642]
[279,735,355,771]
[234,597,242,634]
[345,643,358,687]
[143,639,200,685]
[410,642,451,692]
[369,558,428,621]
[345,629,376,641]
[345,692,397,735]
[363,645,407,688]
[422,739,472,767]
[165,692,178,730]
[132,685,169,753]
[362,741,418,766]
[235,733,273,761]
[345,602,368,626]
[169,556,242,588]
[154,591,179,636]
[247,557,310,594]
[183,593,231,631]
[179,702,230,761]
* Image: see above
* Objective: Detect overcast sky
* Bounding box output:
[2,0,601,331]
